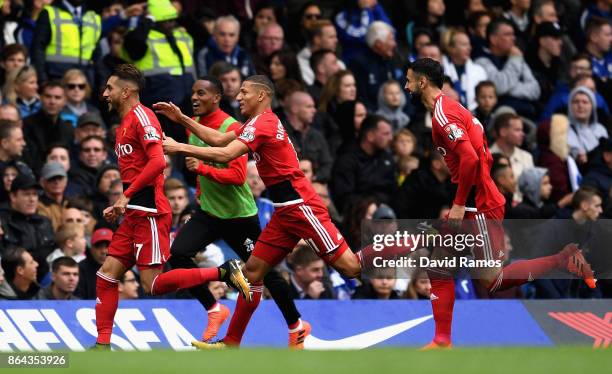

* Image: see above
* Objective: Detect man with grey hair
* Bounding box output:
[253,23,285,75]
[197,15,256,77]
[348,20,400,110]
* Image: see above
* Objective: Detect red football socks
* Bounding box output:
[223,282,263,346]
[489,254,562,293]
[428,275,455,346]
[151,268,220,295]
[95,272,119,345]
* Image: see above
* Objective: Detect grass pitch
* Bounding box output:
[24,347,611,374]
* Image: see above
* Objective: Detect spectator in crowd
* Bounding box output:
[95,26,127,97]
[332,100,367,155]
[239,1,280,53]
[404,269,431,299]
[442,28,488,111]
[318,70,357,118]
[252,22,284,76]
[468,10,492,59]
[0,103,22,125]
[307,49,341,104]
[196,15,255,78]
[0,174,54,280]
[75,227,111,299]
[6,65,40,119]
[580,0,612,32]
[394,150,453,219]
[0,44,27,92]
[121,0,194,141]
[349,20,399,110]
[164,178,189,231]
[92,164,120,220]
[332,114,395,214]
[297,20,346,86]
[209,62,243,121]
[353,268,400,299]
[475,18,540,118]
[312,180,342,225]
[31,0,102,82]
[392,129,418,185]
[417,42,442,63]
[502,0,531,50]
[207,280,227,301]
[517,166,568,219]
[582,138,612,206]
[0,247,39,300]
[567,86,608,167]
[281,91,332,182]
[37,161,68,231]
[67,135,108,199]
[46,222,86,269]
[246,160,273,229]
[106,178,123,208]
[0,161,18,203]
[526,22,564,109]
[491,163,519,215]
[118,269,139,300]
[72,113,107,161]
[287,1,321,50]
[60,69,100,127]
[334,0,392,61]
[69,197,96,237]
[299,158,314,182]
[376,80,409,131]
[287,244,334,300]
[342,196,378,250]
[23,80,73,173]
[35,256,80,300]
[537,114,580,203]
[490,112,534,201]
[584,17,612,85]
[0,120,28,174]
[472,80,498,131]
[269,50,304,85]
[60,205,84,226]
[408,28,434,63]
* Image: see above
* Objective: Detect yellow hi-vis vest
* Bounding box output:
[44,5,101,65]
[122,28,194,77]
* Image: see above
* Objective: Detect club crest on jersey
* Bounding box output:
[239,125,256,143]
[444,123,463,141]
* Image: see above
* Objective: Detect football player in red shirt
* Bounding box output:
[405,58,596,348]
[93,64,250,349]
[156,75,362,347]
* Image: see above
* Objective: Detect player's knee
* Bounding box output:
[140,280,153,295]
[244,262,266,283]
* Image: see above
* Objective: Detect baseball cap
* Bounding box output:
[536,22,562,39]
[40,162,67,180]
[373,204,396,220]
[77,113,105,129]
[10,174,41,192]
[92,228,113,246]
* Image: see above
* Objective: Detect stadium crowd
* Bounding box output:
[0,0,610,302]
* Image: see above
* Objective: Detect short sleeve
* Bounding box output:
[235,117,272,152]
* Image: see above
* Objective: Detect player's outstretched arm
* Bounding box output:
[164,136,248,164]
[153,102,236,146]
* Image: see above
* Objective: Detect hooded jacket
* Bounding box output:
[375,84,410,131]
[519,167,548,209]
[567,86,608,159]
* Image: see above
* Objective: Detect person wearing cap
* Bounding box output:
[526,22,564,108]
[120,0,194,142]
[0,173,55,281]
[37,161,69,231]
[31,0,102,82]
[71,112,107,161]
[75,227,112,299]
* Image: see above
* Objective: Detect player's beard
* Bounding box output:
[408,88,423,106]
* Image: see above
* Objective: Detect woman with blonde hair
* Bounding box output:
[60,69,100,127]
[5,65,40,119]
[318,70,357,117]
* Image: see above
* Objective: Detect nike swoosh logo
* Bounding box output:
[304,315,433,350]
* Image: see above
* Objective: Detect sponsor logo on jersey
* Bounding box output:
[115,143,133,158]
[143,126,160,141]
[239,125,256,142]
[444,123,463,141]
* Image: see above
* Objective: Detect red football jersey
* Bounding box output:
[235,109,318,205]
[115,103,170,216]
[431,94,505,212]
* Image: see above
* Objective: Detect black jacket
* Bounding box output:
[331,146,396,214]
[348,49,399,110]
[393,167,453,219]
[0,207,55,281]
[74,253,101,299]
[23,110,74,174]
[66,161,99,199]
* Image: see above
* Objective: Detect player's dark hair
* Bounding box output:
[197,75,224,96]
[475,80,496,96]
[407,58,444,89]
[358,114,388,142]
[111,64,145,93]
[493,112,521,136]
[245,75,275,98]
[1,247,27,282]
[51,256,78,273]
[572,186,601,210]
[486,18,514,41]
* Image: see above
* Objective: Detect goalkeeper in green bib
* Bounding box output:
[167,77,309,348]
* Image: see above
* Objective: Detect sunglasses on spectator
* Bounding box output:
[67,83,86,90]
[304,13,321,20]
